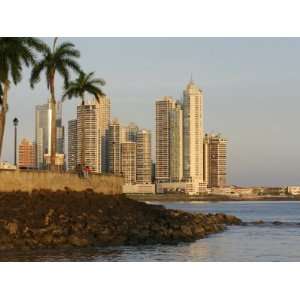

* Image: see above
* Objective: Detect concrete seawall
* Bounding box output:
[0,170,124,194]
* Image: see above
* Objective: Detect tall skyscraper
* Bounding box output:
[136,129,152,184]
[35,103,50,169]
[183,80,206,192]
[121,141,136,184]
[155,96,173,182]
[76,101,100,173]
[155,96,183,182]
[18,138,36,169]
[97,96,111,173]
[204,133,227,188]
[56,102,65,155]
[68,119,77,171]
[169,101,183,182]
[68,96,110,174]
[35,101,64,169]
[121,122,139,143]
[108,118,121,174]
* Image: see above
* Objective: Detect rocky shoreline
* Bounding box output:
[0,190,242,251]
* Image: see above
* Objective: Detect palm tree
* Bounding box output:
[62,71,105,170]
[0,37,46,159]
[62,71,105,105]
[30,38,81,170]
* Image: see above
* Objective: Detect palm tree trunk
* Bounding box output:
[49,76,57,171]
[50,100,57,171]
[0,81,9,159]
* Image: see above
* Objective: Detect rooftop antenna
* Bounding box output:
[190,73,194,83]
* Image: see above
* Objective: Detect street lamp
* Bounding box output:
[13,117,19,166]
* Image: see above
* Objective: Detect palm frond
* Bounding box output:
[24,37,49,53]
[0,37,46,85]
[62,70,106,103]
[60,58,81,74]
[89,78,106,86]
[56,63,70,88]
[9,58,22,84]
[30,60,46,88]
[29,38,81,96]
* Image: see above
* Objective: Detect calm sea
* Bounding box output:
[2,200,300,262]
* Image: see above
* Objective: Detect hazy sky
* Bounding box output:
[3,37,300,186]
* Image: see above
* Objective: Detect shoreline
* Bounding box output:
[0,190,242,252]
[127,194,300,203]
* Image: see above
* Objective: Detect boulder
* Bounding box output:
[68,235,89,247]
[5,222,18,235]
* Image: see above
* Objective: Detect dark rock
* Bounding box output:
[5,222,18,235]
[254,220,264,225]
[0,190,243,251]
[68,235,89,247]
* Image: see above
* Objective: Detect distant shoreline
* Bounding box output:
[127,194,300,203]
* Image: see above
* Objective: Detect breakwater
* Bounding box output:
[0,190,241,252]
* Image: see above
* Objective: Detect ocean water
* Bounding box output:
[2,200,300,262]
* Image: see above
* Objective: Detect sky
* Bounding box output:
[3,37,300,186]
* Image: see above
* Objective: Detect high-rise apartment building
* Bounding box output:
[18,138,36,169]
[121,122,139,143]
[169,101,183,182]
[136,129,152,184]
[121,141,136,184]
[76,101,100,173]
[69,96,110,173]
[183,80,206,192]
[156,97,172,182]
[108,118,121,174]
[155,96,183,182]
[204,133,227,188]
[35,101,64,169]
[68,119,77,171]
[97,96,111,173]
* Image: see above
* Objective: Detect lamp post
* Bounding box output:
[13,117,19,166]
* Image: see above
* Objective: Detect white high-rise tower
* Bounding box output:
[35,101,64,169]
[183,80,206,193]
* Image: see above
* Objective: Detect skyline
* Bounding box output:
[3,37,300,186]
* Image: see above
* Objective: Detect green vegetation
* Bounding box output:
[62,71,105,105]
[30,38,81,170]
[0,37,106,170]
[62,71,106,167]
[0,38,45,159]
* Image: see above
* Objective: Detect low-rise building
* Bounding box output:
[156,181,188,194]
[44,153,65,171]
[0,162,17,170]
[18,138,36,169]
[286,186,300,195]
[122,184,155,194]
[209,187,233,195]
